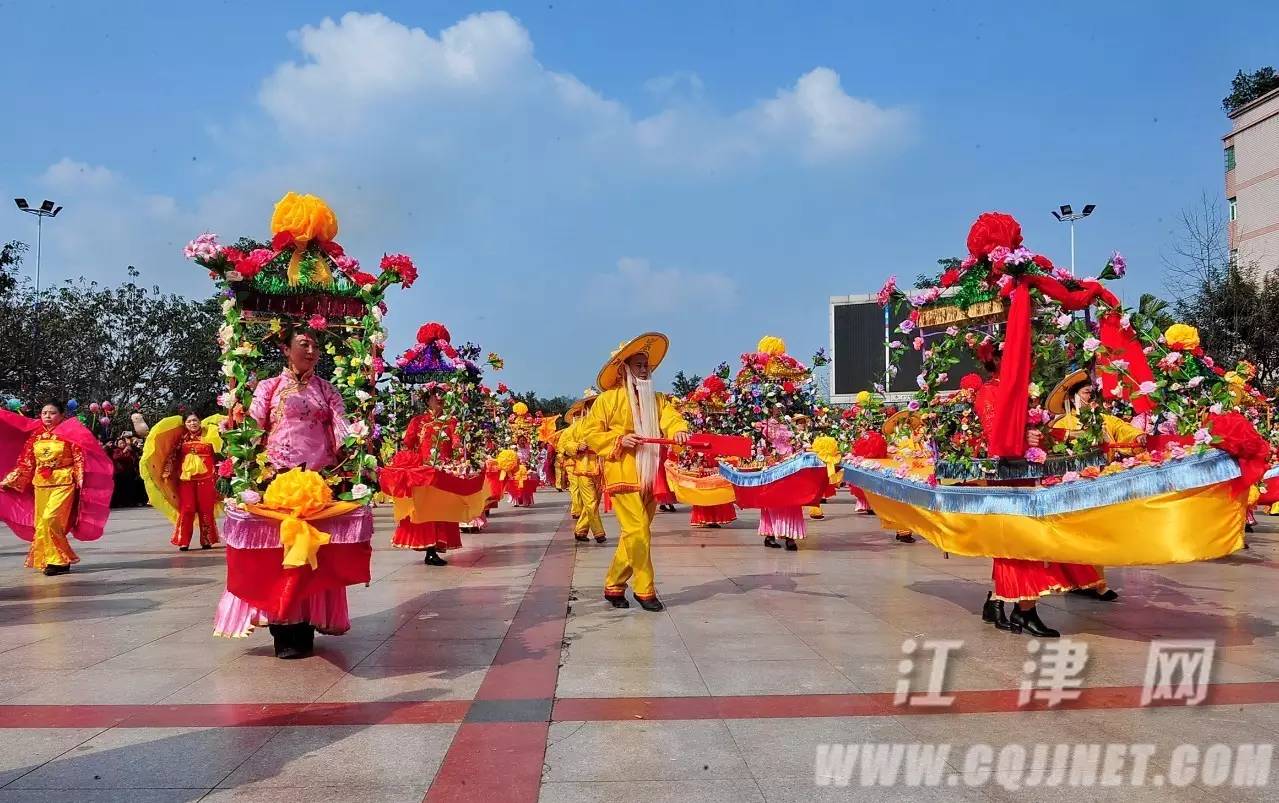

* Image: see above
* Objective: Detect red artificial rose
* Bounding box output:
[1040,475,1062,487]
[782,381,797,393]
[1208,412,1270,492]
[960,373,984,391]
[497,382,509,394]
[1031,254,1054,271]
[217,458,234,478]
[381,253,418,289]
[221,247,246,265]
[852,431,888,459]
[352,271,378,287]
[234,248,274,279]
[702,376,726,393]
[966,212,1024,258]
[417,322,451,345]
[975,341,997,365]
[940,268,962,287]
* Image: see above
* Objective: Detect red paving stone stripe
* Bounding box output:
[424,512,576,803]
[552,681,1279,721]
[0,701,471,729]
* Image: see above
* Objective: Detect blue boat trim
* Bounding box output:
[719,452,825,487]
[1264,465,1279,481]
[841,450,1240,517]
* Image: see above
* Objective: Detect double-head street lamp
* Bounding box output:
[14,198,62,297]
[1050,203,1095,275]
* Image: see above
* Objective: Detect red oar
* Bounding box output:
[637,434,753,459]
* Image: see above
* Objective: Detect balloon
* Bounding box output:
[90,403,101,413]
[5,398,20,411]
[66,399,79,412]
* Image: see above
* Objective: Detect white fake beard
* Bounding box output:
[625,370,662,492]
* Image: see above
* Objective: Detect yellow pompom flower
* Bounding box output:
[757,335,787,356]
[263,467,333,516]
[512,401,529,416]
[496,449,520,473]
[855,390,871,405]
[1163,323,1200,351]
[271,192,338,244]
[811,435,841,466]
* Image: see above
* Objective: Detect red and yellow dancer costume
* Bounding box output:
[580,334,688,604]
[166,432,220,548]
[560,395,605,539]
[690,502,736,527]
[2,429,84,570]
[392,413,464,553]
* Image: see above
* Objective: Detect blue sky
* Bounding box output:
[3,1,1276,394]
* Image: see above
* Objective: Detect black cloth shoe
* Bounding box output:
[201,543,213,550]
[707,523,721,529]
[1009,605,1059,638]
[895,532,916,543]
[424,548,448,566]
[763,535,781,549]
[783,537,798,551]
[42,564,70,576]
[605,594,630,609]
[594,534,607,543]
[270,624,302,659]
[635,596,665,612]
[179,546,190,552]
[1096,589,1119,602]
[574,534,590,542]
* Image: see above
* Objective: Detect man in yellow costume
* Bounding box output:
[559,390,606,544]
[579,333,689,611]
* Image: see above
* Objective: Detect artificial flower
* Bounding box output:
[380,253,418,288]
[1025,447,1047,464]
[270,192,339,245]
[1164,323,1200,351]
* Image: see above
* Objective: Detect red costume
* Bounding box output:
[165,433,219,548]
[392,414,464,552]
[690,503,736,526]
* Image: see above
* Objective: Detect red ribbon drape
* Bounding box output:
[987,274,1119,458]
[1097,312,1156,414]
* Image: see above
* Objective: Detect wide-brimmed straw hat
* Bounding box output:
[565,389,600,422]
[596,332,669,391]
[1045,369,1091,415]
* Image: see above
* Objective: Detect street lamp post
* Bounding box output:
[1050,203,1095,275]
[14,199,62,395]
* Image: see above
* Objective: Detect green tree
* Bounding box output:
[0,246,223,428]
[1223,67,1279,114]
[670,370,702,397]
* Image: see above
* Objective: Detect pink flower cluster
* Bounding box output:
[184,232,220,261]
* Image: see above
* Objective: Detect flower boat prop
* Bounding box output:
[720,452,832,509]
[216,469,373,637]
[188,192,416,639]
[380,323,496,526]
[666,374,738,507]
[844,445,1246,566]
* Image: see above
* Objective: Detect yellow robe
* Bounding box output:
[1,432,82,570]
[560,419,604,536]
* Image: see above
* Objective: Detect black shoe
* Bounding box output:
[895,533,916,544]
[707,523,721,529]
[594,534,607,544]
[201,543,213,550]
[981,592,997,623]
[605,594,630,609]
[1245,523,1255,533]
[42,564,70,577]
[179,546,190,552]
[270,625,301,659]
[294,623,315,656]
[763,536,782,549]
[1096,589,1119,602]
[424,548,448,567]
[574,534,590,542]
[1009,605,1059,638]
[783,537,798,551]
[635,596,665,612]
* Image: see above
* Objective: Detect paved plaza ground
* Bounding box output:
[0,492,1277,801]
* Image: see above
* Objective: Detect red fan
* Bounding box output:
[637,434,752,459]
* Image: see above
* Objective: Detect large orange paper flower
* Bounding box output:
[1163,323,1200,351]
[271,192,339,245]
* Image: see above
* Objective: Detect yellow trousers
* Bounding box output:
[604,492,657,600]
[570,475,604,536]
[568,474,582,518]
[28,483,79,570]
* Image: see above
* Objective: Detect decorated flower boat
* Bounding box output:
[186,192,415,644]
[858,210,1269,569]
[665,375,737,507]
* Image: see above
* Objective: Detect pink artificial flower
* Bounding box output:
[217,458,234,478]
[913,336,924,351]
[1136,380,1157,396]
[1187,375,1205,387]
[1061,470,1081,483]
[1082,337,1102,353]
[1193,428,1213,445]
[307,314,328,330]
[1024,447,1047,464]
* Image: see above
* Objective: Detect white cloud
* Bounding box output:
[40,158,118,190]
[255,11,909,168]
[588,257,738,315]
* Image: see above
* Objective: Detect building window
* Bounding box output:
[1229,197,1237,221]
[1225,145,1236,172]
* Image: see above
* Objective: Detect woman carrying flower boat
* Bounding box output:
[390,387,464,566]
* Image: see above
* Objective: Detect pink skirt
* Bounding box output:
[758,506,806,540]
[213,588,350,638]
